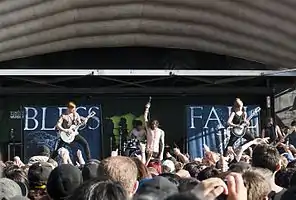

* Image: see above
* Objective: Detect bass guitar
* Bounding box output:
[231,107,261,137]
[59,111,96,143]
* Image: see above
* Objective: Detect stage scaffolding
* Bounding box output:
[0,69,295,76]
[0,69,294,96]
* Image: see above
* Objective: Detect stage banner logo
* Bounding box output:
[23,105,101,161]
[187,105,260,159]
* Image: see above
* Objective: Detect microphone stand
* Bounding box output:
[10,129,15,158]
[118,126,122,156]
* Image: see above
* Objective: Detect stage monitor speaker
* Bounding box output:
[7,143,22,161]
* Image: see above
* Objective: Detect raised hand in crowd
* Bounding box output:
[226,173,247,200]
[174,147,189,163]
[13,156,25,167]
[58,147,73,165]
[76,149,85,166]
[254,137,270,145]
[192,177,228,200]
[111,149,118,157]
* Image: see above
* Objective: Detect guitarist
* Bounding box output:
[224,98,255,155]
[52,102,91,160]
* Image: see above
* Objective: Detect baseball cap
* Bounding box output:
[162,160,176,173]
[28,162,53,189]
[0,178,22,199]
[47,164,83,200]
[82,159,100,182]
[136,176,178,196]
[38,146,50,157]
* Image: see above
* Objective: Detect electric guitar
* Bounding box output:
[231,107,261,137]
[59,111,96,143]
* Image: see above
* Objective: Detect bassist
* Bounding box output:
[225,98,255,155]
[52,102,91,160]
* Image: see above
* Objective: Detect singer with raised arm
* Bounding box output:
[144,99,165,161]
[52,102,91,161]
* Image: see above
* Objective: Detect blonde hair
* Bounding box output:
[97,156,138,194]
[67,101,76,108]
[243,170,271,200]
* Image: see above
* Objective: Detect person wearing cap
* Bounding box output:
[53,102,91,160]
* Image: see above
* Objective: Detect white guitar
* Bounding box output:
[231,107,261,137]
[59,111,96,143]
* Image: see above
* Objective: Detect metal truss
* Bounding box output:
[0,69,295,76]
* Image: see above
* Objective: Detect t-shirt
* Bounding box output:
[288,132,296,147]
[269,188,287,200]
[264,125,276,141]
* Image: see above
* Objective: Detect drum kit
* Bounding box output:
[123,138,142,157]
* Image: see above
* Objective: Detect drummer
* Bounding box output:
[130,120,146,142]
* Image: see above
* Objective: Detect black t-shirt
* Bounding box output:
[232,112,244,125]
[264,125,276,141]
[288,132,296,147]
[269,188,287,200]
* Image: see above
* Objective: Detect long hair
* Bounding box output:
[231,98,245,113]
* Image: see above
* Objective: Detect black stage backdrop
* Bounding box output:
[0,95,267,160]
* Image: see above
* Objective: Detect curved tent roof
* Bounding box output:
[0,0,296,68]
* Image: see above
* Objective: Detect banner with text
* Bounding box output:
[187,105,260,159]
[23,105,101,161]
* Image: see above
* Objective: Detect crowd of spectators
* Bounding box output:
[1,136,296,200]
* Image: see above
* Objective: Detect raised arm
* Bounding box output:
[144,103,150,129]
[275,125,283,139]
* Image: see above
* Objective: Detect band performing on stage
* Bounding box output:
[49,98,294,163]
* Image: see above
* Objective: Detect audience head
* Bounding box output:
[82,159,100,182]
[131,158,151,180]
[159,173,180,187]
[37,146,51,157]
[178,177,200,192]
[287,160,296,168]
[28,162,52,200]
[196,166,219,181]
[135,176,178,199]
[28,162,52,189]
[67,179,127,200]
[3,164,28,191]
[147,160,162,174]
[183,162,206,179]
[228,162,252,173]
[162,160,176,174]
[275,168,296,188]
[147,167,159,177]
[252,144,281,173]
[46,164,83,200]
[0,178,22,199]
[97,156,138,197]
[242,171,271,200]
